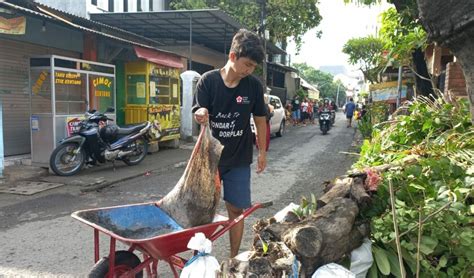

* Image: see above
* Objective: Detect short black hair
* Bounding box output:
[350,98,354,101]
[230,29,264,64]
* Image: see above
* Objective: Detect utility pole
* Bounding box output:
[336,82,341,107]
[396,66,403,108]
[258,0,267,85]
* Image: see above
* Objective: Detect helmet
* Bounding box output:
[100,124,118,142]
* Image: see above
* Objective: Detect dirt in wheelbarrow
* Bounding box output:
[80,211,175,239]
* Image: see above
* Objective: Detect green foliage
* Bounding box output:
[379,7,427,67]
[356,96,474,276]
[357,102,390,140]
[293,193,317,219]
[292,63,346,101]
[358,111,373,139]
[342,36,385,83]
[169,0,322,50]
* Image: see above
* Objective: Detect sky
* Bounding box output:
[287,0,392,75]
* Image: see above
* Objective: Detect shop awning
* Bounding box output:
[0,1,182,57]
[90,9,286,55]
[134,46,184,68]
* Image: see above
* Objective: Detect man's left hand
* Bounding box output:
[257,152,266,173]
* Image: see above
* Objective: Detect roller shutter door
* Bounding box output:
[0,39,79,156]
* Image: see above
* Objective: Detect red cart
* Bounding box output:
[72,201,272,277]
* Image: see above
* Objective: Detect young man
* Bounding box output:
[344,98,356,127]
[193,29,268,258]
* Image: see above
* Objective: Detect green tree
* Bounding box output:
[342,36,385,84]
[293,63,346,101]
[169,0,323,50]
[346,0,474,121]
[378,6,433,97]
[379,7,427,67]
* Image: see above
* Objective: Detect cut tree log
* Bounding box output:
[317,177,370,209]
[251,197,369,277]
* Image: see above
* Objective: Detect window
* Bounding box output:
[124,0,128,12]
[91,0,97,5]
[108,0,114,11]
[149,0,153,11]
[137,0,142,11]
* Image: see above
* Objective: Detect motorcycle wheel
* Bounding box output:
[321,124,328,135]
[122,137,148,166]
[49,142,84,176]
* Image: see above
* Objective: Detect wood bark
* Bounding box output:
[417,0,474,122]
[317,177,370,209]
[252,197,369,277]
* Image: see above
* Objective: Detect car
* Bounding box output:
[251,94,286,137]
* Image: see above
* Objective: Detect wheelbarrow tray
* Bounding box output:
[71,202,228,259]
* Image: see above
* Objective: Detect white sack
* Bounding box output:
[180,233,220,278]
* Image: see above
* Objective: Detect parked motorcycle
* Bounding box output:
[49,107,160,176]
[319,109,332,135]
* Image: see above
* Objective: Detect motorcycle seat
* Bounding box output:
[117,123,148,135]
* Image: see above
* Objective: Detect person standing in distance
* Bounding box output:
[193,29,268,258]
[344,97,357,127]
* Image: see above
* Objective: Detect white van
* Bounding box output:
[251,95,286,137]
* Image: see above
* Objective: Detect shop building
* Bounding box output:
[0,0,182,159]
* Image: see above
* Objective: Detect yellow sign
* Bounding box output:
[92,76,113,98]
[55,71,82,85]
[150,67,180,78]
[136,82,146,98]
[32,71,48,95]
[0,16,26,35]
[92,77,112,88]
[149,105,180,141]
[95,90,110,97]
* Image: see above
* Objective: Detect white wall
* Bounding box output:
[36,0,167,16]
[112,0,166,12]
[35,0,88,18]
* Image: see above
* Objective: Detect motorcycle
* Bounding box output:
[319,108,332,135]
[49,107,160,176]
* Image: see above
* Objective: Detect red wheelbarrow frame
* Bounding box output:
[72,201,272,278]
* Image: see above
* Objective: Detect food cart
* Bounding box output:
[124,60,181,143]
[29,55,115,166]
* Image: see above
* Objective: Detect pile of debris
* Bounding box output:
[221,173,375,277]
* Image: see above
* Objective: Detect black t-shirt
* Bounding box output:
[192,69,266,167]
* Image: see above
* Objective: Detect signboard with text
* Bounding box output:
[66,117,84,136]
[370,81,407,103]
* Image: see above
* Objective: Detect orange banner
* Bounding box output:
[0,16,26,35]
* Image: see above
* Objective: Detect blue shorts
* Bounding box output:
[219,166,251,209]
[292,109,300,120]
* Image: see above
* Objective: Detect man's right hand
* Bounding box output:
[194,107,209,124]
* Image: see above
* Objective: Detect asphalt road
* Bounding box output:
[0,112,358,277]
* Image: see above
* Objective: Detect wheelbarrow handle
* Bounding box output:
[209,201,272,242]
[259,201,273,208]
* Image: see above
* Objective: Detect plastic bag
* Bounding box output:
[180,233,220,278]
[312,263,355,278]
[349,238,373,278]
[273,202,300,223]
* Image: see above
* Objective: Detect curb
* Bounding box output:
[80,160,188,192]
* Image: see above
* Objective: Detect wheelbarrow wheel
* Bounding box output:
[88,250,143,278]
